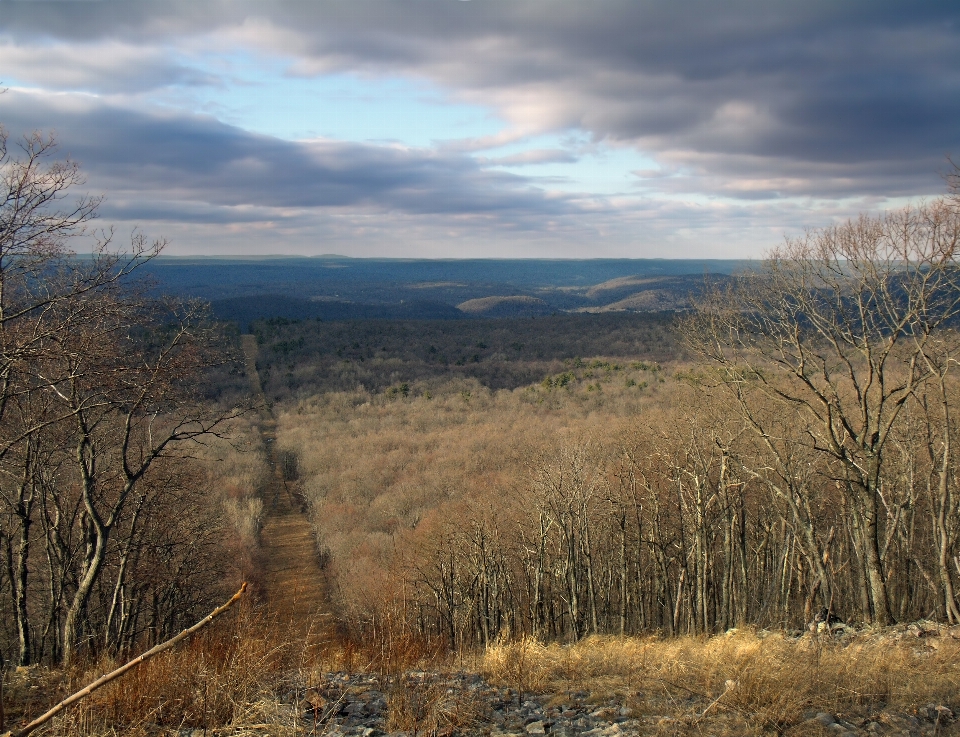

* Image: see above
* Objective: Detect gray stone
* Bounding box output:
[526,720,547,734]
[590,707,617,719]
[814,712,837,727]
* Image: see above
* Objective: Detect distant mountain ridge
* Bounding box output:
[139,257,748,326]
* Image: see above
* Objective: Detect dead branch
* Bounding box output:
[2,582,247,737]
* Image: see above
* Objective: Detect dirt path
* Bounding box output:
[241,335,331,632]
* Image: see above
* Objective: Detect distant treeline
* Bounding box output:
[250,312,682,399]
[212,295,466,330]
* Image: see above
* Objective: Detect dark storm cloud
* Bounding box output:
[2,91,571,222]
[5,1,958,202]
[96,200,286,226]
[3,0,959,258]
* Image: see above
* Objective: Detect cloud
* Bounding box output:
[7,1,958,203]
[479,149,579,167]
[7,89,796,258]
[2,1,959,256]
[0,38,218,94]
[2,89,583,228]
[97,199,290,225]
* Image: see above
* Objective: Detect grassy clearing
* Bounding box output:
[478,629,960,734]
[6,626,959,735]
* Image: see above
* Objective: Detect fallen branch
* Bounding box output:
[2,582,247,737]
[696,679,738,721]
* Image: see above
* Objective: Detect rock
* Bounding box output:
[834,717,859,731]
[589,707,618,720]
[878,712,921,733]
[345,700,367,716]
[583,724,622,737]
[814,712,837,727]
[251,664,960,737]
[798,713,850,735]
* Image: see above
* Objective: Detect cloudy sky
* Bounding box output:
[3,1,959,258]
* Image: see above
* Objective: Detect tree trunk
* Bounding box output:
[63,519,108,666]
[862,484,894,625]
[14,504,32,665]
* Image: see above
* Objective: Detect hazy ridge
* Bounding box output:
[137,257,747,327]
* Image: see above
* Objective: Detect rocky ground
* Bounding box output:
[191,666,957,737]
[8,620,959,736]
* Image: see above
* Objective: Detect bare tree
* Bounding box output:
[0,124,242,665]
[683,199,960,624]
[0,128,160,427]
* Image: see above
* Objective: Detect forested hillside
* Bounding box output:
[251,312,678,400]
[6,125,960,736]
[267,198,960,650]
[7,0,960,729]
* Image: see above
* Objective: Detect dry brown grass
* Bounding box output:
[385,675,487,735]
[194,414,269,593]
[3,625,452,736]
[478,630,960,733]
[6,605,336,737]
[7,626,960,735]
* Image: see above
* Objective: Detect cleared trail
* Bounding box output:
[241,334,331,633]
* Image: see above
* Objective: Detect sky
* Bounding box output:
[2,1,959,258]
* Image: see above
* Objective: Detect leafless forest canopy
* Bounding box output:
[261,195,960,648]
[4,124,960,676]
